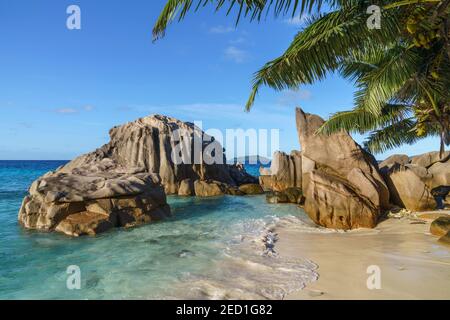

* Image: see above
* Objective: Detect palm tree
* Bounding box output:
[153,0,450,154]
[317,8,450,157]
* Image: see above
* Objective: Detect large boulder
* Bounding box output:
[19,114,258,236]
[380,152,449,211]
[303,171,380,229]
[296,108,390,229]
[428,161,450,189]
[410,151,450,168]
[18,159,170,236]
[383,164,436,211]
[60,115,256,194]
[259,151,302,191]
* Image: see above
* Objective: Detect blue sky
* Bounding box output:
[0,0,440,160]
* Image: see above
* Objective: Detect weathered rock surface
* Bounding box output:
[178,179,194,196]
[379,154,409,169]
[428,161,450,189]
[265,187,303,204]
[383,164,436,211]
[59,115,256,194]
[283,187,304,204]
[303,171,380,229]
[193,180,225,197]
[430,216,450,237]
[296,108,390,229]
[380,152,449,211]
[259,151,302,191]
[266,192,289,204]
[238,183,264,195]
[266,187,305,204]
[410,151,450,168]
[18,160,170,236]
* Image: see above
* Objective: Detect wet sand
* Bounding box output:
[276,211,450,300]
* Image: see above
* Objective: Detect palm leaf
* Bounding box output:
[153,0,334,40]
[319,103,411,135]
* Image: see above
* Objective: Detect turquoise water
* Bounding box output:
[0,161,314,299]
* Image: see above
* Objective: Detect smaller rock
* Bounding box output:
[430,216,450,237]
[178,179,194,196]
[284,187,304,204]
[238,183,264,195]
[194,180,224,197]
[226,187,245,196]
[266,191,289,204]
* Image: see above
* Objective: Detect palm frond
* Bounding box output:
[319,103,411,135]
[364,118,419,153]
[245,3,402,109]
[153,0,335,40]
[353,45,421,115]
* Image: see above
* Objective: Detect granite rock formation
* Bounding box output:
[60,115,256,194]
[18,159,170,236]
[19,115,257,235]
[259,151,302,191]
[296,108,390,229]
[380,151,450,211]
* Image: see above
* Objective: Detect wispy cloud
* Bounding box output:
[277,89,312,106]
[55,108,78,114]
[209,25,235,34]
[229,37,246,45]
[284,14,309,26]
[18,122,33,129]
[53,105,94,114]
[224,46,249,63]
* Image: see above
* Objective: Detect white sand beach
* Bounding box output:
[276,211,450,300]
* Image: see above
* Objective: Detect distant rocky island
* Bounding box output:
[18,109,450,243]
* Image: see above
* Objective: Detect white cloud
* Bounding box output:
[284,14,309,26]
[55,108,78,114]
[229,37,246,45]
[277,89,312,106]
[224,46,249,63]
[84,105,94,111]
[209,25,235,34]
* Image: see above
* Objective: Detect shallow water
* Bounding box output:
[0,161,318,299]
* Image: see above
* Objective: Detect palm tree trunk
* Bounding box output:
[440,130,446,159]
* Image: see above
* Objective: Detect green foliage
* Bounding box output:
[153,0,335,40]
[153,0,450,154]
